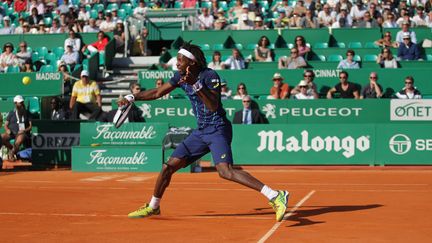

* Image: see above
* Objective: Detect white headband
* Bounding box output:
[178,48,196,61]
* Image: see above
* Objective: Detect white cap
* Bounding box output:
[14,95,24,103]
[273,73,283,80]
[402,32,411,39]
[4,16,10,21]
[298,80,308,86]
[254,16,262,22]
[116,19,123,24]
[81,70,89,77]
[241,13,248,20]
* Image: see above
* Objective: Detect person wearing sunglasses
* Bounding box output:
[232,83,248,100]
[327,71,360,99]
[278,47,307,69]
[360,72,383,99]
[291,70,319,98]
[233,95,265,124]
[395,76,422,99]
[293,80,316,99]
[337,49,360,69]
[397,32,420,61]
[269,72,290,99]
[377,47,398,68]
[374,31,399,48]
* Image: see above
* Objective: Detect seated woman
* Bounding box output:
[83,31,109,54]
[208,51,224,70]
[374,31,399,48]
[376,47,398,68]
[232,83,249,100]
[0,43,19,72]
[294,35,310,57]
[254,36,273,62]
[1,95,32,162]
[22,59,35,72]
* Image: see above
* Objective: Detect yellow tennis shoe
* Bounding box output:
[128,203,160,218]
[269,190,289,222]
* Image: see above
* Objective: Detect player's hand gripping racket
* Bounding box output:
[114,94,134,128]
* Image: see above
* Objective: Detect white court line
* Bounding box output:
[116,176,155,182]
[257,190,316,243]
[80,175,125,182]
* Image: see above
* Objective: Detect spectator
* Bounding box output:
[374,31,399,48]
[49,18,63,33]
[14,0,27,13]
[155,79,171,100]
[111,9,120,23]
[102,95,145,123]
[237,13,254,29]
[294,35,310,57]
[15,42,31,68]
[50,97,67,120]
[27,5,42,29]
[382,13,398,28]
[334,7,352,27]
[37,20,47,34]
[64,30,81,53]
[99,12,115,32]
[253,16,268,30]
[214,16,229,30]
[395,76,422,99]
[335,0,352,13]
[272,0,293,17]
[133,0,148,19]
[274,8,290,28]
[136,27,150,56]
[130,82,142,96]
[95,11,105,26]
[289,13,303,28]
[183,0,197,8]
[84,31,109,55]
[350,0,366,24]
[78,5,90,22]
[232,83,248,100]
[397,33,420,61]
[57,0,70,14]
[28,0,44,15]
[291,70,319,98]
[114,20,125,53]
[22,59,34,72]
[254,36,273,62]
[221,81,232,100]
[1,95,32,162]
[377,47,398,68]
[361,72,383,99]
[233,95,265,124]
[65,5,78,24]
[0,43,18,73]
[14,17,26,34]
[367,2,381,19]
[300,9,319,28]
[412,6,427,27]
[223,48,246,70]
[0,16,14,35]
[337,49,360,69]
[248,0,263,19]
[82,18,99,33]
[356,11,378,28]
[208,51,224,70]
[269,73,290,99]
[293,0,307,16]
[58,62,72,97]
[327,71,360,99]
[228,0,244,22]
[69,70,102,120]
[318,4,335,27]
[396,21,417,44]
[293,80,316,99]
[198,7,214,30]
[60,45,79,71]
[427,11,432,28]
[278,47,307,69]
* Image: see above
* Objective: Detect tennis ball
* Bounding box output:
[22,76,31,85]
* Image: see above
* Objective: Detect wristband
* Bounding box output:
[192,82,203,92]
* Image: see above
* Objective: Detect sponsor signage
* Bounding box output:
[232,124,375,165]
[72,146,162,172]
[390,99,432,121]
[376,124,432,164]
[80,122,168,146]
[32,133,80,150]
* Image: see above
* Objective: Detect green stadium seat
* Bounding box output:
[363,54,378,62]
[260,1,270,10]
[317,55,326,61]
[85,4,91,12]
[93,3,104,12]
[219,1,228,11]
[121,3,133,14]
[364,42,379,48]
[107,3,119,11]
[90,9,98,19]
[26,97,40,114]
[335,42,346,48]
[313,42,329,49]
[35,47,48,59]
[44,17,52,27]
[353,55,361,62]
[426,54,432,61]
[5,66,20,73]
[327,54,343,62]
[99,51,106,66]
[246,43,258,50]
[199,44,211,50]
[20,12,29,19]
[118,9,126,20]
[201,1,212,8]
[348,42,362,49]
[31,52,40,62]
[174,1,183,8]
[212,43,224,51]
[40,65,55,73]
[234,43,243,50]
[45,52,58,66]
[52,46,65,59]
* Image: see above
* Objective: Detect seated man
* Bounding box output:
[327,71,360,99]
[233,95,265,124]
[69,70,102,120]
[102,95,145,123]
[397,32,420,61]
[1,95,32,161]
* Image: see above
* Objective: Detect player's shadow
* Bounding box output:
[192,204,383,225]
[287,204,383,227]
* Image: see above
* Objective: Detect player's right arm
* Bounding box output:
[134,82,176,101]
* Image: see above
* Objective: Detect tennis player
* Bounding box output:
[126,42,289,221]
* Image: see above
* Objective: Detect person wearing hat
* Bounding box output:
[397,32,420,60]
[0,16,14,35]
[0,43,19,72]
[1,95,33,162]
[253,16,268,30]
[233,95,265,124]
[237,13,253,29]
[293,80,316,99]
[269,73,290,99]
[214,16,228,30]
[99,12,116,32]
[60,43,79,70]
[37,20,47,34]
[69,70,102,120]
[111,8,120,22]
[291,70,319,98]
[220,81,232,100]
[396,20,417,43]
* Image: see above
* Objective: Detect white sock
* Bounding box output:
[149,196,161,209]
[261,185,279,200]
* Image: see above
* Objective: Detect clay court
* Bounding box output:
[1,167,432,242]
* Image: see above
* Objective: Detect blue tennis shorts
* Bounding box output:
[171,123,233,166]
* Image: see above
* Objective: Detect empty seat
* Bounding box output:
[348,42,362,49]
[5,66,20,73]
[39,65,55,73]
[335,42,346,48]
[365,42,379,48]
[313,42,329,49]
[327,54,343,62]
[363,54,378,62]
[52,46,65,58]
[212,43,224,51]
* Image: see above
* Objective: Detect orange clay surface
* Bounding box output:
[1,168,432,242]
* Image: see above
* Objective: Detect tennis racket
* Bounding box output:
[114,101,133,128]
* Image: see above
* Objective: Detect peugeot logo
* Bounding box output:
[389,134,411,155]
